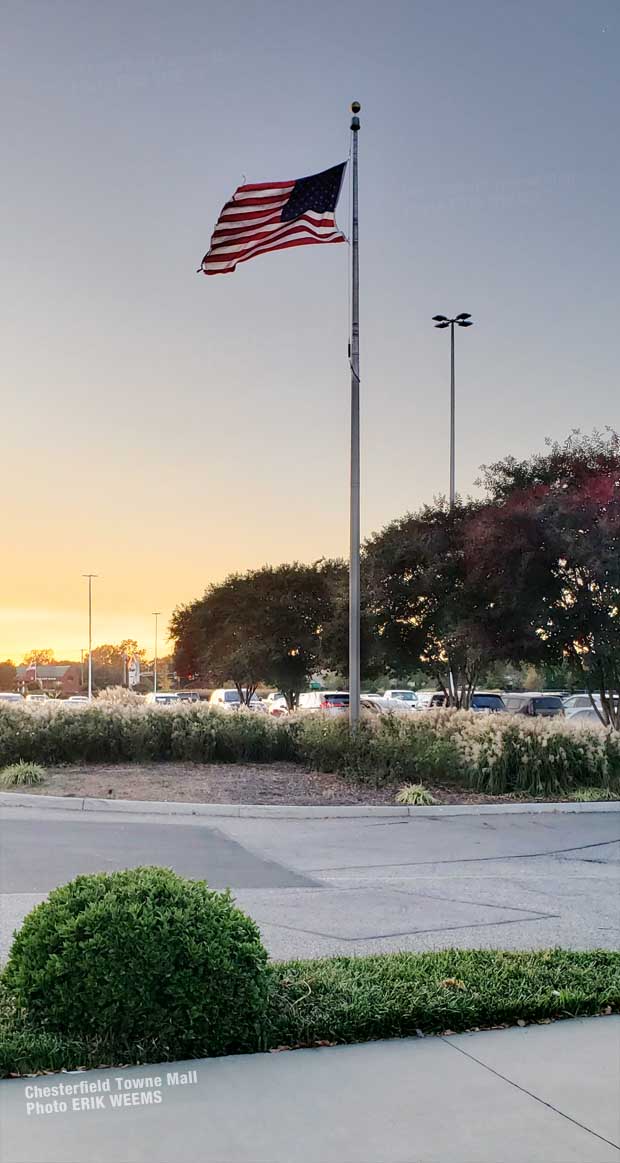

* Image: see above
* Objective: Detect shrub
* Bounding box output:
[0,760,45,786]
[395,783,437,805]
[295,714,461,788]
[569,787,620,802]
[2,701,620,797]
[96,686,145,706]
[3,867,270,1059]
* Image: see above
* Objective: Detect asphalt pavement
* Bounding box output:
[2,1017,619,1162]
[1,804,619,960]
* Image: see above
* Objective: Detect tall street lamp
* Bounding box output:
[432,313,474,508]
[82,574,98,700]
[153,612,161,694]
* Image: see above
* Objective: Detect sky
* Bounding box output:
[1,0,618,662]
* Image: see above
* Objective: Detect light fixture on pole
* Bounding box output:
[432,313,474,508]
[82,575,98,701]
[153,612,161,694]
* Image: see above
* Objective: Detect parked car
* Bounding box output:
[176,691,201,703]
[25,693,50,703]
[360,695,405,716]
[564,694,617,722]
[208,689,266,712]
[383,689,419,709]
[65,695,89,706]
[566,707,605,726]
[470,693,506,713]
[516,695,564,718]
[503,692,539,713]
[416,692,448,708]
[145,692,179,705]
[415,690,443,708]
[298,691,349,715]
[0,692,24,703]
[265,692,288,716]
[563,693,601,713]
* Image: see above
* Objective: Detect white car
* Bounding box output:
[298,691,349,715]
[566,707,606,726]
[563,694,599,712]
[361,695,403,716]
[145,692,180,706]
[0,692,24,703]
[208,689,266,712]
[25,693,50,703]
[65,695,89,706]
[383,689,419,709]
[265,692,289,716]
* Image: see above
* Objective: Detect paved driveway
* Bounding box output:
[1,805,619,960]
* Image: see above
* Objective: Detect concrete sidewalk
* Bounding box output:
[2,1016,619,1162]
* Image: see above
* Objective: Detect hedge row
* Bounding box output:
[2,949,618,1077]
[2,703,620,797]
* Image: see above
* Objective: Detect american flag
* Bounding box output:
[199,162,347,275]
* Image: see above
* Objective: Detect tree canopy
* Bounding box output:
[365,503,497,706]
[169,429,620,727]
[171,561,348,707]
[474,431,620,725]
[0,660,17,690]
[21,649,56,666]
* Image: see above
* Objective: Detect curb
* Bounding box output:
[1,792,620,820]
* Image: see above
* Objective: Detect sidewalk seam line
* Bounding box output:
[441,1035,620,1153]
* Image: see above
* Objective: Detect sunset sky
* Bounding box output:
[2,0,618,663]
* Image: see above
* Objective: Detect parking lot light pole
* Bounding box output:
[349,100,361,730]
[82,574,98,701]
[153,612,161,694]
[432,313,474,508]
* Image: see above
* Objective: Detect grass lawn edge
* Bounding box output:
[2,948,618,1079]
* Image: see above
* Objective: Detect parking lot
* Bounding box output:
[2,802,619,962]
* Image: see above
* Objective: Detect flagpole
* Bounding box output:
[349,101,361,729]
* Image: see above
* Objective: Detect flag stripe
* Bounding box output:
[204,228,344,270]
[200,162,346,275]
[220,194,291,211]
[210,222,343,256]
[204,235,345,273]
[212,211,337,239]
[219,201,289,220]
[232,184,295,200]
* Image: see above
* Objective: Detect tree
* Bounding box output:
[0,660,17,690]
[169,605,205,686]
[89,641,147,690]
[22,649,56,666]
[170,562,348,708]
[316,559,383,685]
[475,430,620,727]
[364,502,497,706]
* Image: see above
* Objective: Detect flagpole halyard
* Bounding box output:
[349,101,361,729]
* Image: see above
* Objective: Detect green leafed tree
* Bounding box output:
[364,502,497,706]
[170,562,348,708]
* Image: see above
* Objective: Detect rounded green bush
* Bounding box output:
[3,867,270,1058]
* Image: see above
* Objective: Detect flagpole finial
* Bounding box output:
[350,100,361,131]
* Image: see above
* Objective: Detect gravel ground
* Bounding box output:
[0,763,559,806]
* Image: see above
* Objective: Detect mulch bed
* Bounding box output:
[5,763,546,806]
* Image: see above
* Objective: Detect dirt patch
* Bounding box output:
[1,763,563,806]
